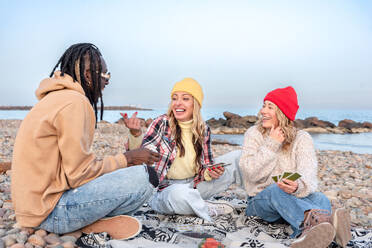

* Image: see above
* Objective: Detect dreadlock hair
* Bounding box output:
[50,43,104,122]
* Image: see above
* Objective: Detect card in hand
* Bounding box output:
[272,172,302,182]
[282,172,292,179]
[286,172,301,181]
[272,175,279,182]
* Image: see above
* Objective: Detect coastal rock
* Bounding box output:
[362,122,372,129]
[211,126,246,135]
[206,118,226,128]
[338,119,364,129]
[303,127,328,133]
[206,112,372,134]
[304,117,336,128]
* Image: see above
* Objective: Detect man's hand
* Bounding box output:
[207,165,225,179]
[277,179,298,194]
[120,112,142,137]
[124,148,160,166]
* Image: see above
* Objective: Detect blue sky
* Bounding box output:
[1,0,372,109]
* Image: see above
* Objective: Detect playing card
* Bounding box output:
[272,175,278,182]
[286,172,301,181]
[282,172,292,179]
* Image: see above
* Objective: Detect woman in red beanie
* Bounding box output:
[239,86,351,248]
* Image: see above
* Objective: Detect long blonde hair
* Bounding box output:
[167,98,206,168]
[257,104,297,151]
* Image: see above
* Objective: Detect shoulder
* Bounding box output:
[295,129,313,143]
[292,129,315,151]
[152,114,169,126]
[244,125,262,138]
[146,114,170,134]
[51,88,91,107]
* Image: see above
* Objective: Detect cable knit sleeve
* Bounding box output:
[239,126,281,183]
[292,131,318,198]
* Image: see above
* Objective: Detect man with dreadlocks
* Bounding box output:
[11,43,160,239]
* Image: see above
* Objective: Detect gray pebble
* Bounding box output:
[60,235,76,244]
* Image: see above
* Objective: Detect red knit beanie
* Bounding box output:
[263,86,299,121]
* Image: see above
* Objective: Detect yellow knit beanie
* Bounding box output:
[170,78,204,107]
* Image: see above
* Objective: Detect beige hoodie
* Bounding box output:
[11,71,127,227]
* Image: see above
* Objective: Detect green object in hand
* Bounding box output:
[286,172,301,181]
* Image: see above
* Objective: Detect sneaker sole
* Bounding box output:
[290,222,336,248]
[205,200,234,215]
[333,208,352,247]
[82,215,141,240]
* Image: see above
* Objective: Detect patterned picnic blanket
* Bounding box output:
[108,188,371,248]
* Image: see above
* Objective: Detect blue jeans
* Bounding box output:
[149,150,244,221]
[245,184,331,238]
[39,165,154,234]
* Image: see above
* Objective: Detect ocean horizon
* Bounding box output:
[1,108,372,154]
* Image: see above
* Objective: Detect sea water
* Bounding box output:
[1,108,371,154]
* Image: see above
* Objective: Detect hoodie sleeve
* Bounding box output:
[54,99,127,188]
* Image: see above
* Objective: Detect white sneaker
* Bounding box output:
[205,200,234,217]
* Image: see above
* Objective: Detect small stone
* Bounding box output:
[8,213,16,221]
[44,234,62,245]
[59,235,76,244]
[0,209,6,217]
[2,202,13,209]
[16,232,28,244]
[339,190,352,199]
[3,235,16,247]
[28,234,46,247]
[0,229,6,237]
[34,229,47,237]
[10,244,25,248]
[0,239,4,248]
[64,230,82,239]
[20,228,35,235]
[24,243,33,248]
[6,228,20,235]
[62,241,74,248]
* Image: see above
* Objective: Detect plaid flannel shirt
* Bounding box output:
[141,114,214,190]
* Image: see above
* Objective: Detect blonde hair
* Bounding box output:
[167,98,206,168]
[257,104,297,151]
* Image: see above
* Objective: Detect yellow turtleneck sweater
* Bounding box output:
[167,120,198,179]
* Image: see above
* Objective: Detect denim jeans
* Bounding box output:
[149,150,244,221]
[245,184,331,238]
[39,165,154,234]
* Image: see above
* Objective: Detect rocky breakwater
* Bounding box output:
[207,112,372,134]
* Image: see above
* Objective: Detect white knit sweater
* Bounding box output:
[239,125,318,198]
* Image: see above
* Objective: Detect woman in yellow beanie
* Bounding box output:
[122,78,244,221]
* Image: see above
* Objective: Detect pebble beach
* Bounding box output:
[0,120,371,247]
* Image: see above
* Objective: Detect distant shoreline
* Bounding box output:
[0,106,153,111]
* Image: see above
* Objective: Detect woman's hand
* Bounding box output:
[207,165,225,179]
[269,126,285,144]
[277,179,298,194]
[120,112,142,137]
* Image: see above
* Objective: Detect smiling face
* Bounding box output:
[260,100,279,129]
[171,91,194,122]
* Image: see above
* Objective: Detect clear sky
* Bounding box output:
[1,0,371,109]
